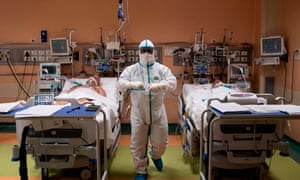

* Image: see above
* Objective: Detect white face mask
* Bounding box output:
[140,53,155,67]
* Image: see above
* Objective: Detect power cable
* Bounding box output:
[17,59,28,100]
[283,60,287,98]
[6,58,31,98]
[286,51,295,103]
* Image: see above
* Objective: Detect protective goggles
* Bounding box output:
[140,48,154,54]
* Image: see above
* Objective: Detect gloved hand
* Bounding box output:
[126,81,144,89]
[149,81,169,93]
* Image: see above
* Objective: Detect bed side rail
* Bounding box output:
[256,93,286,104]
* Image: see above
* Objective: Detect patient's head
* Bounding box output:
[87,75,100,87]
[212,78,223,88]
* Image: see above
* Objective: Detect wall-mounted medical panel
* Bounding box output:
[195,43,253,66]
[0,44,74,64]
[81,43,162,66]
[0,44,50,64]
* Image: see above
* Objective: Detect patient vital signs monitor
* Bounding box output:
[260,36,285,56]
[50,38,71,56]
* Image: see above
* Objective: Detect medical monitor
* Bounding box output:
[260,36,285,56]
[50,38,70,56]
[40,63,61,80]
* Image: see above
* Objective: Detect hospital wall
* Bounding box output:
[271,0,300,142]
[0,0,258,109]
[0,0,300,141]
[255,0,300,143]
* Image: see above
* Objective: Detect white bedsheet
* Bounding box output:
[183,83,249,131]
[59,77,119,104]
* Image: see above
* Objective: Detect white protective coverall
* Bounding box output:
[118,40,177,174]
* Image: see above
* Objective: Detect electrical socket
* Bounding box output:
[295,48,300,60]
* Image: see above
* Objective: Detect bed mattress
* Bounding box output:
[182,83,257,131]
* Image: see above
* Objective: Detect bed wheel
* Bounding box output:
[252,167,263,180]
[80,168,93,180]
[41,168,48,180]
[211,168,221,180]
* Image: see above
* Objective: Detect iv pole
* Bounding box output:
[68,29,76,77]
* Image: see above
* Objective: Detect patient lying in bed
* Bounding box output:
[68,75,106,96]
[58,75,117,110]
[183,79,257,135]
[54,76,120,145]
[65,75,107,104]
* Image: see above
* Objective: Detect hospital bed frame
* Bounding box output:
[177,90,292,179]
[178,95,200,157]
[55,76,122,155]
[52,76,122,169]
[14,105,109,180]
[177,93,286,158]
[199,100,293,180]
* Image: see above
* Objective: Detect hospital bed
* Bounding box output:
[55,77,121,157]
[178,83,291,179]
[178,83,250,157]
[14,77,121,180]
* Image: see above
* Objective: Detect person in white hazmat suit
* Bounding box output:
[118,39,177,180]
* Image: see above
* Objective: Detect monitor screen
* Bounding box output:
[50,38,70,56]
[42,65,56,75]
[260,36,285,56]
[40,63,61,80]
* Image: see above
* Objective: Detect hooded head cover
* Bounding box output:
[138,39,155,67]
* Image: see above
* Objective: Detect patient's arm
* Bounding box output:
[67,85,106,97]
[78,98,94,104]
[93,86,107,97]
[67,85,86,93]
